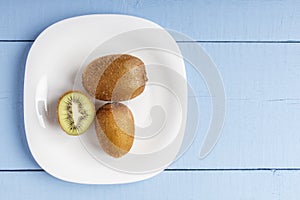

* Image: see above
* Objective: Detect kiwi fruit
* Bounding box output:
[82,54,147,101]
[57,91,95,136]
[95,103,134,158]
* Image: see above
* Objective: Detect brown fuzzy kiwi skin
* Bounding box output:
[56,90,95,136]
[95,103,134,158]
[82,54,147,101]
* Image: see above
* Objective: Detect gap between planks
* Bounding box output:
[1,40,300,43]
[2,168,300,173]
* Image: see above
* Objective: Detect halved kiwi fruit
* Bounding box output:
[57,91,95,136]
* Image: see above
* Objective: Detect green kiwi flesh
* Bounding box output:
[57,91,95,136]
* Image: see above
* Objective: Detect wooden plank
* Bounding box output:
[0,0,300,41]
[171,43,300,168]
[0,170,298,199]
[0,42,40,169]
[1,42,300,169]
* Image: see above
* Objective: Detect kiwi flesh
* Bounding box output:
[57,91,95,136]
[95,103,134,158]
[82,54,147,101]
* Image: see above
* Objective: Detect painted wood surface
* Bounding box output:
[0,0,300,41]
[1,0,300,199]
[1,42,300,170]
[1,170,299,199]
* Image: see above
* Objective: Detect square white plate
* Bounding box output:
[24,14,187,184]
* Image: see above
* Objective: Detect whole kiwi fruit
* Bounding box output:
[95,103,134,158]
[82,54,147,101]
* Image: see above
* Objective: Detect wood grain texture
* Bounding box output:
[0,42,39,169]
[1,1,300,198]
[1,42,300,170]
[172,43,300,169]
[0,170,299,199]
[0,0,300,41]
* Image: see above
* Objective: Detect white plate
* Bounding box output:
[24,14,187,184]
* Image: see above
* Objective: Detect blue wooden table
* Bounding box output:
[1,0,300,199]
